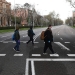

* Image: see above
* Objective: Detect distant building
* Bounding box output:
[11,8,28,26]
[0,0,11,27]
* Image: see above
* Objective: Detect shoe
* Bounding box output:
[43,53,47,55]
[16,50,20,52]
[13,48,16,51]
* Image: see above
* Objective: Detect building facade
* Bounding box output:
[11,8,28,26]
[0,0,11,27]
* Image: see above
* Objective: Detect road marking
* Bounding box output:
[0,41,39,44]
[54,42,70,51]
[3,42,8,43]
[26,58,75,61]
[0,54,6,56]
[25,59,29,75]
[34,33,41,41]
[25,58,75,75]
[23,41,39,43]
[67,54,75,56]
[23,35,28,37]
[50,54,59,57]
[58,34,59,35]
[14,54,23,56]
[60,38,63,40]
[32,54,41,56]
[31,61,35,75]
[65,42,70,43]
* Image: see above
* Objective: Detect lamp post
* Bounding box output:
[14,0,16,30]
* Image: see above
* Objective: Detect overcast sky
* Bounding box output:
[7,0,74,21]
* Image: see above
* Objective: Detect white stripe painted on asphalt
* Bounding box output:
[27,58,75,61]
[14,54,23,56]
[67,54,75,56]
[23,35,28,37]
[0,54,6,56]
[65,42,70,43]
[58,34,59,35]
[3,42,8,43]
[50,54,59,57]
[60,38,63,40]
[25,59,29,75]
[31,61,35,75]
[32,54,41,56]
[23,41,39,43]
[54,42,70,51]
[34,33,41,41]
[25,57,75,75]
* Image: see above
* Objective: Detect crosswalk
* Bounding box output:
[0,53,75,57]
[0,41,75,57]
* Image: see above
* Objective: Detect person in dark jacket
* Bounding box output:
[43,25,55,54]
[26,26,35,45]
[13,27,20,52]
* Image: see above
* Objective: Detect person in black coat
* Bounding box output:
[43,25,55,54]
[26,26,35,45]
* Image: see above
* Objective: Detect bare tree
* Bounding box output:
[66,0,75,8]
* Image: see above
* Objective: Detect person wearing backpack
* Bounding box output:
[26,26,35,45]
[13,27,20,52]
[43,25,56,54]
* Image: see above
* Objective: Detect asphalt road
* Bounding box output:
[0,25,75,75]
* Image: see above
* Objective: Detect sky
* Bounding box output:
[7,0,74,21]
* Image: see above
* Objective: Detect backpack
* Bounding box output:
[12,31,17,41]
[12,32,15,41]
[40,31,45,40]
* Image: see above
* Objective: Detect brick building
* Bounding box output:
[11,8,28,26]
[0,0,11,27]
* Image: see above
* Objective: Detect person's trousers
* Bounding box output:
[44,42,54,53]
[14,40,20,51]
[27,36,34,44]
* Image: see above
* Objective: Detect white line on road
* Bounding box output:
[0,54,6,56]
[60,38,63,40]
[32,54,41,56]
[25,58,75,75]
[27,58,75,61]
[14,54,23,56]
[65,42,70,43]
[54,42,70,51]
[50,54,59,57]
[67,54,75,56]
[34,33,41,41]
[58,34,59,35]
[25,59,29,75]
[31,61,35,75]
[23,35,28,37]
[3,42,8,43]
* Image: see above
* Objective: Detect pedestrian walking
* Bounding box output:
[26,26,35,45]
[43,25,56,54]
[13,27,20,52]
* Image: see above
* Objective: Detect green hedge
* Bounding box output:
[0,26,43,30]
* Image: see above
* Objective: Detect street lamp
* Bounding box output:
[14,0,16,30]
